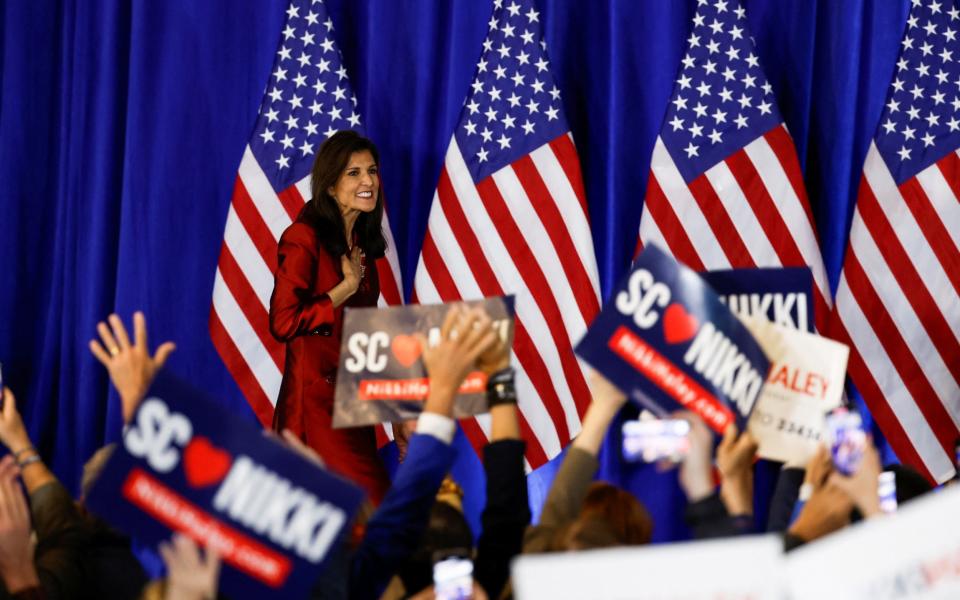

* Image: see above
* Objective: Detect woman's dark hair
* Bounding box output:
[398,501,474,595]
[579,481,654,545]
[299,130,387,258]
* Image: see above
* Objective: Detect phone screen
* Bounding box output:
[878,471,897,514]
[622,419,691,463]
[825,408,866,476]
[433,556,473,600]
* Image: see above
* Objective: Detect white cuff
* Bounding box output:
[416,412,456,445]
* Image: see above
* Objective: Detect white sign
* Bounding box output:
[512,535,786,600]
[787,485,960,600]
[744,318,848,465]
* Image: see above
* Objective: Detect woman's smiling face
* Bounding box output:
[327,150,379,218]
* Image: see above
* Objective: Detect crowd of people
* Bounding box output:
[0,133,938,598]
[0,304,935,599]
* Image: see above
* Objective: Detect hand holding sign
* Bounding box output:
[575,245,770,433]
[420,306,498,405]
[86,373,364,599]
[828,442,883,519]
[717,425,759,517]
[676,412,716,503]
[159,533,221,600]
[334,297,514,427]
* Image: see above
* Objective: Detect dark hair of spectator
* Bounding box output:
[550,517,621,552]
[579,482,654,545]
[887,463,934,504]
[398,501,474,594]
[300,129,387,259]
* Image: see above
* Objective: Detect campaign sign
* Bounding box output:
[332,296,514,428]
[86,373,364,600]
[575,245,770,432]
[701,266,815,332]
[787,485,960,599]
[513,535,786,600]
[744,317,849,465]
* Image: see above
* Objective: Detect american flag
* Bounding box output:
[210,0,403,426]
[412,0,601,467]
[637,0,831,332]
[832,0,960,483]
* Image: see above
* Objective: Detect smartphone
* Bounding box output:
[878,471,897,514]
[825,408,867,476]
[622,419,691,463]
[433,551,473,600]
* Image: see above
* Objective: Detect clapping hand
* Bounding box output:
[0,456,38,594]
[89,312,175,424]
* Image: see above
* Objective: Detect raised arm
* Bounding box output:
[524,372,626,553]
[89,311,175,424]
[350,306,497,599]
[475,326,528,599]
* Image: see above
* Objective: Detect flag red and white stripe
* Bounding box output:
[414,134,600,469]
[413,0,601,468]
[831,145,960,484]
[830,0,960,484]
[638,127,832,330]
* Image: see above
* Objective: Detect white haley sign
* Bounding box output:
[744,317,848,465]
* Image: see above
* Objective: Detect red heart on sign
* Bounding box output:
[663,303,699,344]
[391,334,423,367]
[182,436,233,488]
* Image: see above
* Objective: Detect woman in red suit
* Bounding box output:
[269,130,390,503]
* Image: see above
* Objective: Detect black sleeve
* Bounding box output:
[783,532,808,552]
[475,439,530,600]
[766,468,805,533]
[29,482,89,600]
[684,492,753,539]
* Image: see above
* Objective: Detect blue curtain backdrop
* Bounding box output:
[1,0,910,542]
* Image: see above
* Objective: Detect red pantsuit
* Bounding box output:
[269,220,389,504]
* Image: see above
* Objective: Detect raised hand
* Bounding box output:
[0,456,38,594]
[716,424,759,516]
[476,321,510,375]
[0,389,32,456]
[788,481,854,543]
[829,441,883,518]
[676,411,715,503]
[159,533,221,600]
[420,306,498,416]
[572,371,628,455]
[89,312,175,423]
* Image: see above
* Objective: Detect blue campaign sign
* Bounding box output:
[575,245,771,433]
[701,267,815,332]
[85,372,364,599]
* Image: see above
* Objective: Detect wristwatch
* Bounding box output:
[486,367,517,407]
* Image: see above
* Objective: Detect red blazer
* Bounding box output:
[269,219,389,504]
